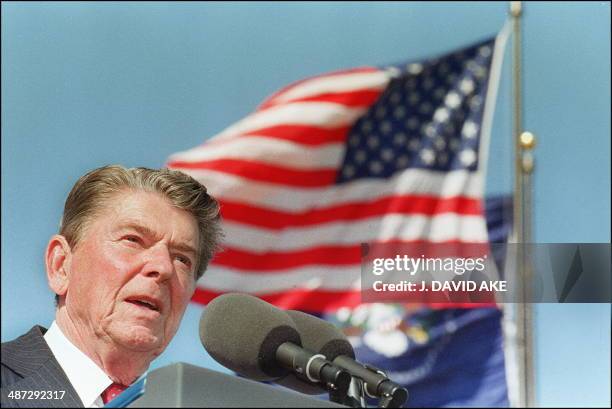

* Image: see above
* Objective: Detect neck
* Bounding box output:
[55,308,151,385]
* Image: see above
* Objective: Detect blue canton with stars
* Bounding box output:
[337,38,495,184]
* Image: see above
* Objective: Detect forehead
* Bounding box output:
[94,190,199,244]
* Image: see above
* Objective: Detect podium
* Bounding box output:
[127,363,346,408]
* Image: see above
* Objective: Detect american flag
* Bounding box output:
[167,36,502,313]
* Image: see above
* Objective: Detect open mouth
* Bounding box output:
[126,298,160,312]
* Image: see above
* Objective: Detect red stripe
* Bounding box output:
[211,239,485,271]
[241,124,350,146]
[258,89,382,112]
[219,195,482,230]
[175,125,352,153]
[193,124,350,149]
[193,287,363,312]
[168,159,337,187]
[212,245,360,270]
[192,287,497,313]
[257,67,380,111]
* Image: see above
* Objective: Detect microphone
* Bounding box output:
[276,310,356,395]
[285,310,408,408]
[199,293,350,394]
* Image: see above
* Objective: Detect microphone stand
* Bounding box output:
[329,377,367,408]
[329,365,408,408]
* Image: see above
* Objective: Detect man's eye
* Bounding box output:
[176,255,191,266]
[124,235,141,244]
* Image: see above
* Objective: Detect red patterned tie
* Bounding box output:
[101,382,128,404]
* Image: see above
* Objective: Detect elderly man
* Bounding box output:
[1,165,222,408]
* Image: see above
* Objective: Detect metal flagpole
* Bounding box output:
[509,1,536,407]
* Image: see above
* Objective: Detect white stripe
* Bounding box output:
[212,102,367,140]
[269,71,390,105]
[200,265,361,292]
[221,213,488,252]
[201,255,500,292]
[169,137,345,170]
[177,168,484,211]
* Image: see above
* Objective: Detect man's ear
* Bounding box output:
[45,235,72,298]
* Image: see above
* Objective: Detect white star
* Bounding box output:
[380,121,392,135]
[381,148,394,162]
[438,152,449,165]
[459,149,477,167]
[367,136,380,149]
[479,45,492,58]
[438,62,450,75]
[444,123,456,135]
[449,138,461,151]
[407,63,423,75]
[396,155,410,168]
[467,60,479,73]
[361,120,373,133]
[408,138,421,151]
[386,66,401,78]
[393,106,406,119]
[467,60,487,79]
[370,161,384,174]
[469,95,483,110]
[434,137,446,150]
[404,78,417,89]
[354,150,367,164]
[406,117,420,130]
[423,123,437,138]
[375,107,387,119]
[423,77,435,90]
[420,149,436,165]
[473,65,487,79]
[349,134,360,147]
[444,91,462,109]
[343,165,356,178]
[446,73,458,85]
[462,120,479,139]
[408,92,420,105]
[433,87,446,100]
[433,107,450,123]
[419,102,433,114]
[390,92,402,104]
[459,78,475,95]
[393,132,408,146]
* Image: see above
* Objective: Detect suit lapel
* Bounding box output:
[2,369,82,408]
[1,326,83,408]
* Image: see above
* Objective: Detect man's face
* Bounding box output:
[64,190,199,355]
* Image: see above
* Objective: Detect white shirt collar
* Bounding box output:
[44,321,113,408]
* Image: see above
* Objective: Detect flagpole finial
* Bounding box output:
[510,2,522,17]
[519,131,536,150]
[519,132,536,174]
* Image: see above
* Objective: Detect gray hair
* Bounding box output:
[55,165,223,304]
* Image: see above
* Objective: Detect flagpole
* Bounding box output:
[509,1,536,407]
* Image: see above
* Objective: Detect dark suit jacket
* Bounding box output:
[1,326,83,408]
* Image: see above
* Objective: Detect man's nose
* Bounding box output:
[143,244,174,281]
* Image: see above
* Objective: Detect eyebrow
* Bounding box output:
[119,223,198,257]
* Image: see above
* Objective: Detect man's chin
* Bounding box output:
[111,325,163,352]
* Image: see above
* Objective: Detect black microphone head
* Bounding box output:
[276,310,356,395]
[199,293,301,381]
[286,310,355,360]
